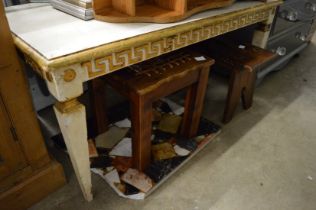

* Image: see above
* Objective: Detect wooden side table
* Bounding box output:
[200,40,278,123]
[105,51,214,171]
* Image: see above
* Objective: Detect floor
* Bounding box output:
[31,36,316,210]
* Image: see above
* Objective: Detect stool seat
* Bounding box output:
[208,41,277,72]
[200,40,278,123]
[105,51,214,171]
[106,52,213,95]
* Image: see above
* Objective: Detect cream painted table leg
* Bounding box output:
[252,7,276,48]
[53,99,93,201]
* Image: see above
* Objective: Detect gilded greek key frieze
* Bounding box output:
[82,8,272,79]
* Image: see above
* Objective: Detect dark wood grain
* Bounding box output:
[89,78,108,135]
[199,40,278,123]
[181,66,210,138]
[105,51,214,170]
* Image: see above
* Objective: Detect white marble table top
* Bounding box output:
[6,1,263,60]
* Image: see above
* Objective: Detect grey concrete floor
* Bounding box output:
[31,36,316,210]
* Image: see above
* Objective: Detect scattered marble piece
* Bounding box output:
[112,156,133,173]
[114,118,131,128]
[145,162,172,183]
[90,156,112,169]
[174,145,191,156]
[153,109,162,122]
[91,168,145,200]
[109,138,132,157]
[121,168,153,193]
[125,183,140,195]
[194,56,206,61]
[176,137,198,151]
[105,169,121,184]
[161,98,185,115]
[307,176,313,181]
[195,135,206,143]
[197,118,221,136]
[106,166,114,172]
[238,44,246,49]
[88,139,98,158]
[158,114,182,134]
[114,183,126,193]
[145,156,187,183]
[126,193,145,200]
[154,130,173,141]
[96,147,110,156]
[95,126,129,149]
[152,142,177,161]
[159,101,173,113]
[90,168,105,177]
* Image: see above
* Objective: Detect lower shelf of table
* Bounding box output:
[92,129,221,199]
[145,130,221,198]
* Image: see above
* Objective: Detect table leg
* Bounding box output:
[252,8,276,48]
[53,98,93,201]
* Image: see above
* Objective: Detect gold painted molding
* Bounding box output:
[82,7,275,79]
[13,1,282,81]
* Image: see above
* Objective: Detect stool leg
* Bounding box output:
[130,96,152,171]
[181,67,210,138]
[89,78,108,135]
[242,70,256,110]
[223,70,242,124]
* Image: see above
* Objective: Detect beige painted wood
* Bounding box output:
[6,1,281,62]
[252,6,276,48]
[45,64,87,102]
[307,20,316,41]
[53,100,93,202]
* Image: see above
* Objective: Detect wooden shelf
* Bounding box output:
[93,0,235,23]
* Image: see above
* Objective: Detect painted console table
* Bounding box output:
[5,0,281,201]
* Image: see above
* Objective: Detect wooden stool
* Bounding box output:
[201,41,277,123]
[104,51,214,171]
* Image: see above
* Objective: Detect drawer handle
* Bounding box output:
[305,2,316,13]
[295,32,307,42]
[279,9,298,22]
[287,11,298,21]
[275,47,287,56]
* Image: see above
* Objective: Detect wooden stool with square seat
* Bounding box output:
[104,51,214,171]
[201,40,278,123]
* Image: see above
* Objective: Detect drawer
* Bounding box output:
[278,0,316,23]
[268,22,312,57]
